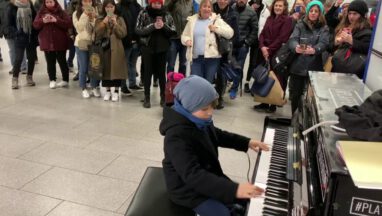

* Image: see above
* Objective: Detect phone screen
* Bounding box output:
[107,11,113,17]
[295,5,301,13]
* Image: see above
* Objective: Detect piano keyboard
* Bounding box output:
[247,127,291,216]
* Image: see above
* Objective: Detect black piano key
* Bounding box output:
[263,207,288,216]
[264,198,288,209]
[265,191,289,200]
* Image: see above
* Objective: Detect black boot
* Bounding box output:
[143,96,151,108]
[253,103,269,112]
[216,98,224,110]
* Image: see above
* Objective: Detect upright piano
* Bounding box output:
[247,72,382,216]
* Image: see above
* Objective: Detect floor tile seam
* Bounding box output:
[43,200,65,216]
[96,154,123,175]
[115,193,135,214]
[50,200,126,215]
[18,166,55,190]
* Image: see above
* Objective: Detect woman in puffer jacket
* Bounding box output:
[288,0,329,114]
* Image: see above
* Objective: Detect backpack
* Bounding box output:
[165,72,185,106]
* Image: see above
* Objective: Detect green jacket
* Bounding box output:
[165,0,194,39]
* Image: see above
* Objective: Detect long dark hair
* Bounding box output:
[101,0,120,17]
[39,0,64,15]
[270,0,289,17]
[76,0,97,19]
[335,12,371,35]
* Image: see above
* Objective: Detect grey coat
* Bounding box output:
[288,19,329,77]
[232,4,258,47]
[165,0,194,39]
[0,0,10,37]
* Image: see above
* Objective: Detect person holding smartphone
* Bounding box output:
[288,0,329,114]
[33,0,72,89]
[135,0,176,108]
[94,0,127,102]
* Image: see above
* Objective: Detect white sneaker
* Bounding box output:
[57,81,68,88]
[49,81,57,89]
[92,88,101,97]
[82,89,90,98]
[104,91,111,101]
[111,92,119,102]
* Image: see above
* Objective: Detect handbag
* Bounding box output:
[254,71,287,106]
[271,42,295,75]
[252,61,269,84]
[213,19,232,55]
[250,76,275,97]
[331,48,367,79]
[220,62,239,81]
[88,31,104,80]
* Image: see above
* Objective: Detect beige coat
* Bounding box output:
[94,17,127,80]
[181,13,234,62]
[73,10,97,50]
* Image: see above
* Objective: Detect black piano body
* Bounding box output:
[247,72,382,216]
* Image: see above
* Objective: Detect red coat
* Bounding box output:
[33,5,72,51]
[259,14,293,58]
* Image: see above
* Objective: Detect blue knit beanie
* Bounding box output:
[306,0,325,15]
[173,75,219,113]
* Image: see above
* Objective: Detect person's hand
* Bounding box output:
[154,17,164,29]
[185,40,192,47]
[110,15,117,25]
[50,15,57,23]
[305,46,316,55]
[261,47,269,60]
[295,44,305,54]
[103,16,109,24]
[236,183,265,199]
[208,24,217,32]
[43,15,50,23]
[291,12,300,21]
[339,30,353,45]
[249,139,270,152]
[335,0,344,7]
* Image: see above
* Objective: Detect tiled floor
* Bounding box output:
[0,39,291,216]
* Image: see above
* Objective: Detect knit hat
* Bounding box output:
[348,0,368,17]
[306,0,324,15]
[173,75,219,113]
[148,0,163,5]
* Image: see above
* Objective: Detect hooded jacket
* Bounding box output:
[160,107,250,208]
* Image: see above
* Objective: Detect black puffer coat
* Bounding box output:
[232,4,258,47]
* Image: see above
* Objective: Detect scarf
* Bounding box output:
[15,0,32,34]
[173,99,213,130]
[147,6,165,19]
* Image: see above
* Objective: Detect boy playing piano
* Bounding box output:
[160,75,269,216]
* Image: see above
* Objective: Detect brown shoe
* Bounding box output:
[12,77,19,89]
[26,75,36,86]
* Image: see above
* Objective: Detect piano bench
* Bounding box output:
[124,166,195,216]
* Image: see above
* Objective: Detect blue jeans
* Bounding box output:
[191,56,220,83]
[167,39,187,75]
[6,39,27,70]
[122,43,140,88]
[75,47,99,88]
[232,45,249,90]
[193,199,230,216]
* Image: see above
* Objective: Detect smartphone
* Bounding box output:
[84,6,94,13]
[295,5,301,13]
[107,11,114,17]
[338,7,343,14]
[300,37,308,50]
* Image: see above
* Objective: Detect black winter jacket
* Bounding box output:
[4,3,38,47]
[166,0,193,39]
[232,4,258,47]
[160,107,250,209]
[0,0,10,37]
[288,19,329,76]
[213,2,240,47]
[118,0,142,48]
[135,6,176,47]
[336,27,372,55]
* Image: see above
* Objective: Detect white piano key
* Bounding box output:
[247,183,267,216]
[253,128,275,185]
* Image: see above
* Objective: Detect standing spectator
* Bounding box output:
[253,0,293,113]
[230,0,258,99]
[213,0,239,109]
[33,0,72,89]
[6,0,38,89]
[165,0,194,75]
[0,0,9,62]
[3,0,28,74]
[332,0,371,78]
[288,0,329,114]
[65,0,79,73]
[118,0,143,95]
[290,0,306,23]
[73,0,101,98]
[95,0,127,102]
[244,0,270,93]
[182,0,233,83]
[136,0,176,108]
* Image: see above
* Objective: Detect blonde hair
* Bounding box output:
[198,0,213,17]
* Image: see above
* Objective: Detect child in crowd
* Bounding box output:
[160,75,269,216]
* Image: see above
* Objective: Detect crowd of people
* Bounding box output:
[0,0,375,112]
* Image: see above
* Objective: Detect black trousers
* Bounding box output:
[215,55,228,100]
[13,44,37,78]
[141,48,167,97]
[289,74,309,114]
[44,51,69,82]
[246,43,262,82]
